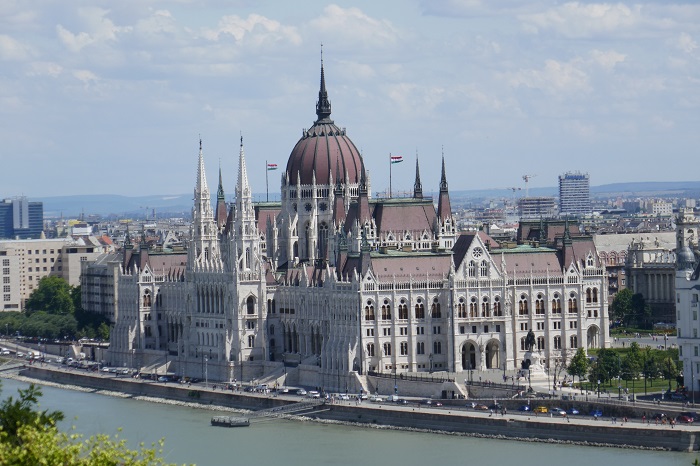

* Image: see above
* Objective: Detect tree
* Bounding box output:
[0,383,181,465]
[567,348,589,388]
[25,276,75,316]
[610,288,633,325]
[621,342,642,381]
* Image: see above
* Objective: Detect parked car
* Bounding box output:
[567,407,580,415]
[395,398,408,405]
[590,409,603,418]
[680,412,699,421]
[676,414,694,424]
[518,405,531,412]
[533,406,548,413]
[295,389,307,396]
[550,407,567,416]
[307,390,321,399]
[0,348,10,355]
[420,399,434,406]
[369,396,383,403]
[472,403,489,411]
[669,392,687,401]
[337,393,350,401]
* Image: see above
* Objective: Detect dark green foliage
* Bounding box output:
[0,384,64,445]
[568,348,589,385]
[24,276,75,316]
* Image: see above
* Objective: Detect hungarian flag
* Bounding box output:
[267,163,278,171]
[390,155,403,164]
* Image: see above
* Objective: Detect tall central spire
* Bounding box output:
[315,45,332,123]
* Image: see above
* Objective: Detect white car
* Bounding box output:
[369,396,383,402]
[307,390,321,399]
[337,394,350,401]
[296,389,307,396]
[0,349,10,355]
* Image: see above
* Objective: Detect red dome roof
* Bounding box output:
[285,62,364,186]
[286,122,363,186]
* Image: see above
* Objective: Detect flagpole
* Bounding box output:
[266,159,269,202]
[389,153,392,198]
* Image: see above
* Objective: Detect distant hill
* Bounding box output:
[35,180,700,217]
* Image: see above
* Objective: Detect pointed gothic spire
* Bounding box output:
[217,161,225,201]
[413,154,423,199]
[215,160,227,231]
[237,135,251,199]
[196,137,210,198]
[437,152,452,221]
[315,46,332,123]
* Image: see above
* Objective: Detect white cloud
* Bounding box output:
[56,7,131,52]
[506,58,590,94]
[200,13,301,46]
[520,2,644,38]
[674,32,698,54]
[26,61,63,77]
[0,34,34,60]
[590,49,625,70]
[309,5,398,47]
[72,69,98,84]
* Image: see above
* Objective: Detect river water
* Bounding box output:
[0,377,693,466]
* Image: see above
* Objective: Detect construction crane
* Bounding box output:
[522,174,537,198]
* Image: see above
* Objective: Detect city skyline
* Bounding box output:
[1,1,699,198]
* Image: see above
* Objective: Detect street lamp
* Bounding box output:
[205,356,208,389]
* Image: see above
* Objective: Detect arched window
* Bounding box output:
[481,296,490,317]
[568,293,578,314]
[552,293,561,314]
[520,337,526,351]
[318,222,329,259]
[470,296,478,318]
[415,299,425,319]
[433,341,442,354]
[458,297,467,318]
[248,335,255,347]
[493,296,502,316]
[431,298,441,318]
[480,260,488,277]
[586,288,592,303]
[554,336,561,349]
[381,299,391,320]
[570,335,578,348]
[398,300,408,320]
[468,260,477,278]
[366,343,375,357]
[246,296,255,315]
[364,301,375,321]
[383,342,392,356]
[537,336,545,350]
[519,294,529,316]
[535,294,545,315]
[245,247,251,269]
[592,288,598,303]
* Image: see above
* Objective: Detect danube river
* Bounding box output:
[0,378,694,466]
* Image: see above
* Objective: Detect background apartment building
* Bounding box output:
[0,197,43,239]
[559,172,591,216]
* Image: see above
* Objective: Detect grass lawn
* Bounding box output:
[574,377,678,395]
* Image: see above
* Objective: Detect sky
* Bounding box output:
[1,0,699,200]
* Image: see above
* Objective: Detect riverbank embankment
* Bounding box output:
[13,366,700,452]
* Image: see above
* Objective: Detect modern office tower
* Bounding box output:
[558,172,591,216]
[0,197,44,239]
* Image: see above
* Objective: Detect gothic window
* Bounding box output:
[520,337,525,351]
[398,300,408,320]
[592,288,598,303]
[381,300,391,320]
[246,296,255,315]
[415,299,425,319]
[143,290,151,307]
[586,288,592,303]
[431,298,441,318]
[481,296,490,317]
[493,296,502,316]
[468,260,477,278]
[537,336,545,350]
[365,301,375,321]
[416,341,425,355]
[570,335,578,348]
[518,294,529,316]
[480,260,488,277]
[470,296,478,317]
[433,341,442,354]
[245,247,251,269]
[552,293,561,314]
[535,294,545,315]
[400,341,408,355]
[367,343,375,357]
[568,292,578,313]
[554,336,561,349]
[458,297,467,318]
[318,222,329,260]
[248,335,255,347]
[383,342,392,356]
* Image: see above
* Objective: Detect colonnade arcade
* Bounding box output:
[460,339,501,371]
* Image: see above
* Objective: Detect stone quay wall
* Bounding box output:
[18,366,700,452]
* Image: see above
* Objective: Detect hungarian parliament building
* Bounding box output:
[85,63,610,393]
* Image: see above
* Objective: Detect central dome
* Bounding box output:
[285,64,363,186]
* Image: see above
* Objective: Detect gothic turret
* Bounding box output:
[436,155,451,222]
[190,138,221,267]
[215,163,227,232]
[413,156,423,199]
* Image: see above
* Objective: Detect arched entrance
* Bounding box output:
[461,342,477,371]
[485,340,500,369]
[587,325,599,348]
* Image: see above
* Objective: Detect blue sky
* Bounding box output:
[1,1,699,199]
